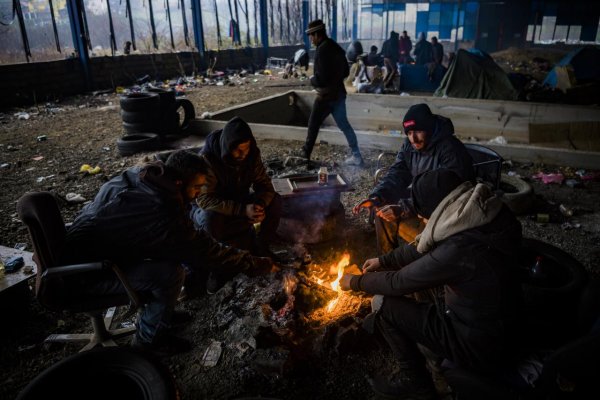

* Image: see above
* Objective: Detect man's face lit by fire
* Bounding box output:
[184,173,207,202]
[407,130,428,151]
[231,140,251,163]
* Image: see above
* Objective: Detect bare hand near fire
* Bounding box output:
[246,203,265,223]
[376,205,403,222]
[352,199,375,215]
[339,273,355,291]
[362,257,381,273]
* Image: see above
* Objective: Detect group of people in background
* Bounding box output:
[355,30,447,91]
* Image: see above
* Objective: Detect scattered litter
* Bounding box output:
[565,179,580,188]
[560,222,580,230]
[23,265,34,274]
[200,111,211,119]
[102,146,110,151]
[216,81,224,86]
[200,340,223,367]
[5,256,24,273]
[36,174,55,183]
[507,171,520,177]
[14,243,27,250]
[17,344,36,352]
[66,193,86,203]
[15,112,30,120]
[559,204,573,217]
[120,321,135,329]
[399,92,410,96]
[1,163,10,169]
[532,172,564,185]
[36,135,47,142]
[115,86,125,94]
[488,136,508,145]
[80,164,102,175]
[32,156,44,161]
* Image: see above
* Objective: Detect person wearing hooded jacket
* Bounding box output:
[191,116,282,259]
[353,103,474,254]
[64,150,273,356]
[341,169,524,399]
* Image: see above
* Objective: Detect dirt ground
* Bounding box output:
[1,55,599,400]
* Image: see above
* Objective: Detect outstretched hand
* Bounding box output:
[352,198,375,215]
[362,257,382,273]
[339,273,357,291]
[246,203,265,223]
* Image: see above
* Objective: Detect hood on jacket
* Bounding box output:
[416,181,504,253]
[202,116,257,166]
[139,161,182,198]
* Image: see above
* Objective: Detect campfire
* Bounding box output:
[302,251,366,323]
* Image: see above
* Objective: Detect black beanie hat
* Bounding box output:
[402,103,436,134]
[411,169,464,219]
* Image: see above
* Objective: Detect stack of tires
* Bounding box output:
[117,89,195,157]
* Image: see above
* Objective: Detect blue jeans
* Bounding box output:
[303,94,360,158]
[80,260,185,343]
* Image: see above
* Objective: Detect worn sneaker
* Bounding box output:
[131,333,192,357]
[344,153,364,166]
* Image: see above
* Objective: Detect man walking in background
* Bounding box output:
[291,19,364,167]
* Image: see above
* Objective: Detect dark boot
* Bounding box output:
[367,367,437,400]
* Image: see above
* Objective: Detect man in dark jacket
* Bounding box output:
[353,103,474,254]
[292,19,364,166]
[398,30,413,64]
[431,36,444,66]
[191,116,282,258]
[341,169,524,399]
[381,31,400,87]
[64,150,273,356]
[414,32,433,65]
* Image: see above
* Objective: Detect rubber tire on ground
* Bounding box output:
[119,92,161,113]
[122,120,162,135]
[117,133,160,157]
[174,98,196,133]
[518,238,588,348]
[121,110,160,124]
[16,347,179,400]
[498,173,534,215]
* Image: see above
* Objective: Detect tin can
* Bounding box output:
[318,167,328,185]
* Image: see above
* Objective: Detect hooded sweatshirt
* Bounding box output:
[197,117,275,216]
[371,115,474,204]
[350,182,523,367]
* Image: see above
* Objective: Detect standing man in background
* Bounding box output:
[291,19,364,167]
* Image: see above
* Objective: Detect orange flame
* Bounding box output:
[325,252,350,312]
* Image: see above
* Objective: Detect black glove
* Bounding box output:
[248,256,274,277]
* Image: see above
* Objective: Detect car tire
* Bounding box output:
[119,92,160,113]
[117,133,160,157]
[16,347,179,400]
[498,173,534,215]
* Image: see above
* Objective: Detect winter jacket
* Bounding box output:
[196,127,275,216]
[351,183,523,365]
[64,162,253,273]
[310,37,350,101]
[370,115,474,204]
[381,31,400,64]
[399,36,412,59]
[414,33,433,65]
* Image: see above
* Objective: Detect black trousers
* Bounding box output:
[376,295,508,372]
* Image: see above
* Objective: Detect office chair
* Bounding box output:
[16,192,143,352]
